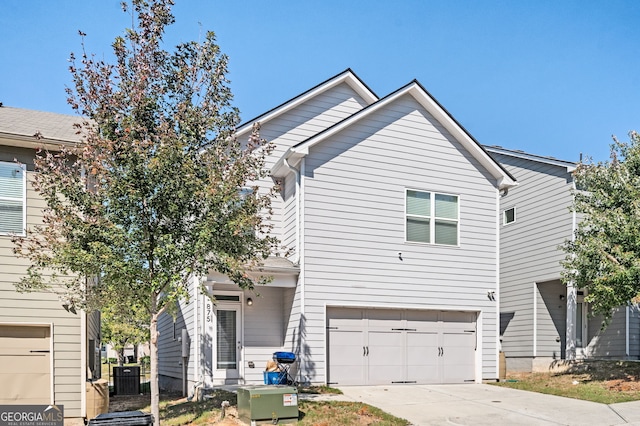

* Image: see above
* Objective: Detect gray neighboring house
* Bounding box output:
[486,145,640,373]
[0,107,101,422]
[157,69,517,392]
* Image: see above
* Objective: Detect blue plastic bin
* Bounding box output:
[263,371,286,384]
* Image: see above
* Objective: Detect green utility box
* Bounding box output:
[237,385,298,425]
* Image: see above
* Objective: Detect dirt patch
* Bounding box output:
[605,379,640,392]
[108,394,151,412]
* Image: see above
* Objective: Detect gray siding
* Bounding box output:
[587,307,627,358]
[298,94,500,382]
[0,146,83,417]
[630,306,640,358]
[491,152,574,358]
[535,280,566,358]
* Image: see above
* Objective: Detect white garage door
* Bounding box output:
[327,308,476,385]
[0,325,52,404]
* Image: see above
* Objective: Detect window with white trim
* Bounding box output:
[503,207,516,225]
[0,161,26,235]
[406,189,459,245]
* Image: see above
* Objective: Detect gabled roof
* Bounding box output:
[0,106,81,149]
[484,145,576,173]
[272,79,517,190]
[236,68,378,135]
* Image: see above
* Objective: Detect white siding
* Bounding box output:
[0,146,83,417]
[297,94,500,382]
[242,285,286,383]
[157,275,198,390]
[243,82,371,260]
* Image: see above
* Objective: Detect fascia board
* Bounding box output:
[484,145,576,173]
[289,81,517,190]
[404,84,517,189]
[236,69,378,136]
[0,132,77,151]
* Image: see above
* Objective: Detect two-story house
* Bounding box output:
[157,69,517,391]
[486,145,640,372]
[0,107,101,423]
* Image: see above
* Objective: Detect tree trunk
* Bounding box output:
[118,348,125,366]
[133,345,139,363]
[150,308,160,426]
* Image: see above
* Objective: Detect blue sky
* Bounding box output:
[1,1,639,162]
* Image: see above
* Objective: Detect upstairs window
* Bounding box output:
[0,161,26,235]
[406,189,459,246]
[503,207,516,225]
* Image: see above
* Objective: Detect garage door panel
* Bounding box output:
[327,309,477,385]
[0,325,51,405]
[442,332,476,383]
[367,309,403,330]
[327,308,365,329]
[327,330,365,385]
[0,354,50,373]
[407,332,440,383]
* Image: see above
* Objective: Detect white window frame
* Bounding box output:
[405,188,459,246]
[503,207,516,225]
[0,161,27,236]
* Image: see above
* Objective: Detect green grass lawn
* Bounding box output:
[492,360,640,404]
[109,388,410,425]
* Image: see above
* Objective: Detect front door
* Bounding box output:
[214,304,242,382]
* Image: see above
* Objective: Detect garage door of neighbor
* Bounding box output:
[327,308,476,386]
[0,325,52,404]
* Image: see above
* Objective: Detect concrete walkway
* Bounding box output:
[337,384,640,426]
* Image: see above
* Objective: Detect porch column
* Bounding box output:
[566,282,577,360]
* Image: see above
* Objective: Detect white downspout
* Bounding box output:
[299,158,305,317]
[533,282,537,358]
[283,158,301,264]
[495,188,500,379]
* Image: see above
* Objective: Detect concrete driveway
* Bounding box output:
[337,384,640,425]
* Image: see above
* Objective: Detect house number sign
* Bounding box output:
[206,300,212,323]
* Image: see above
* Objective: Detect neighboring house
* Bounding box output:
[158,69,517,391]
[0,107,101,422]
[485,145,640,372]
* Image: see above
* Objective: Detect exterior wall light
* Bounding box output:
[247,298,253,306]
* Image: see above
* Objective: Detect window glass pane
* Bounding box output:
[407,217,430,243]
[216,310,237,369]
[213,295,240,302]
[0,201,23,234]
[435,220,457,245]
[504,207,515,224]
[435,194,458,219]
[0,162,24,198]
[406,190,430,216]
[576,303,583,347]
